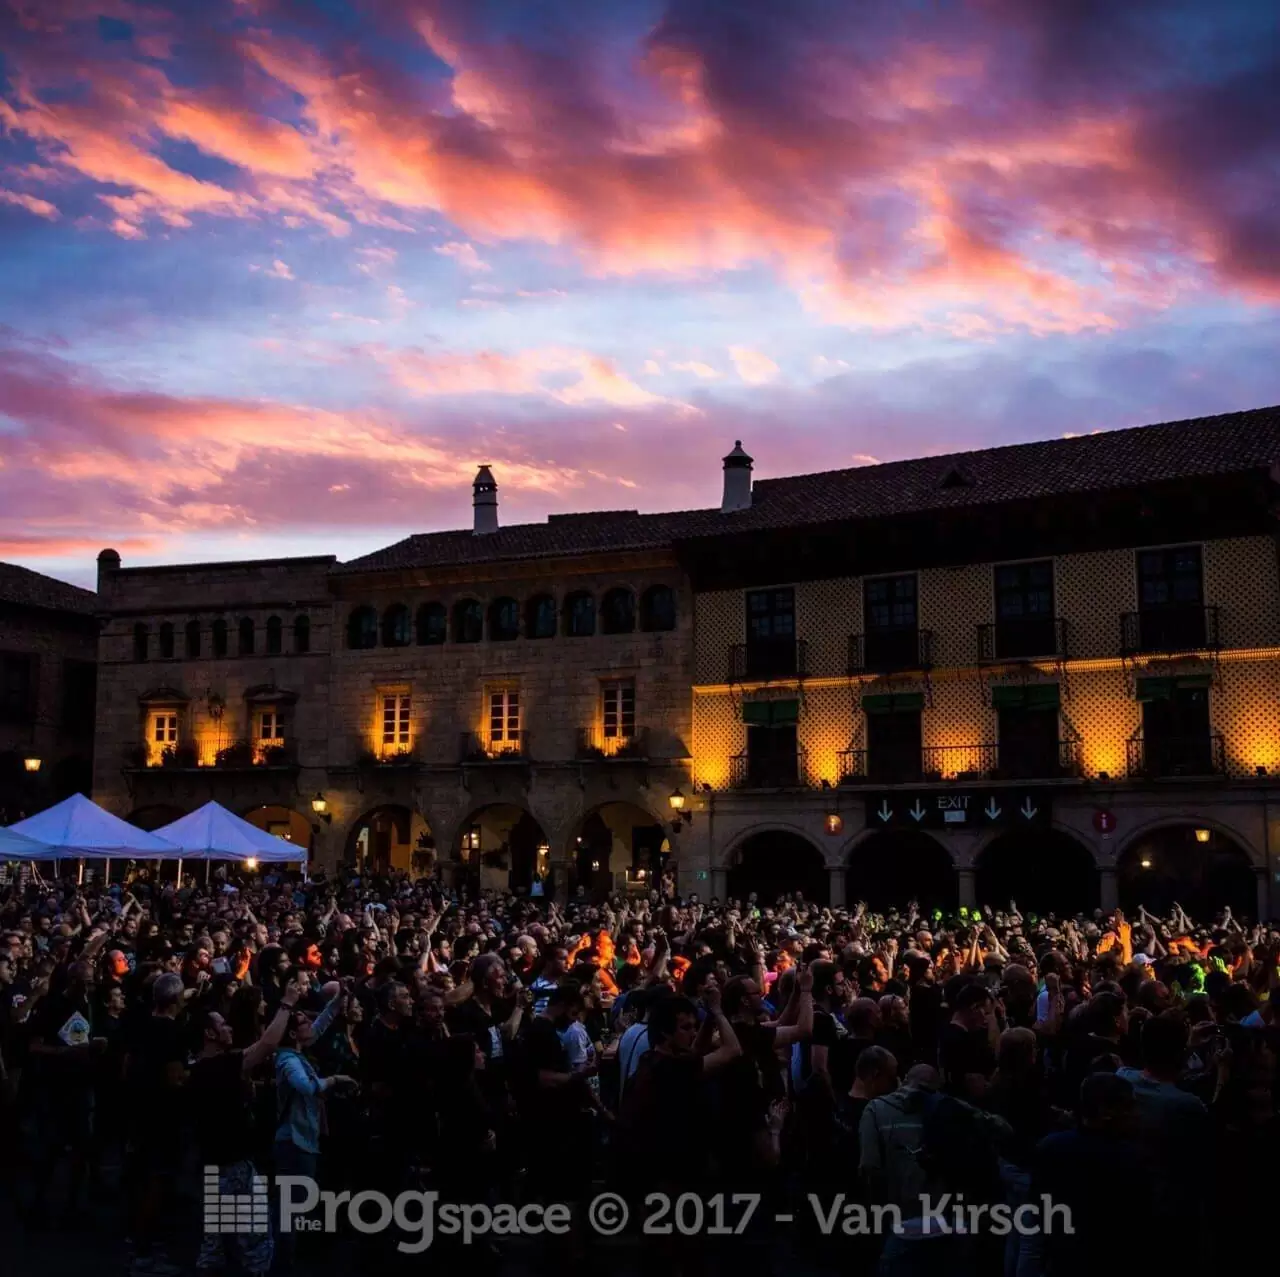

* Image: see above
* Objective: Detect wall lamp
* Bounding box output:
[669,787,693,832]
[311,792,332,825]
[23,757,41,773]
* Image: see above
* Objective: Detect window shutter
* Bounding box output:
[742,702,771,725]
[1135,677,1174,702]
[994,684,1060,709]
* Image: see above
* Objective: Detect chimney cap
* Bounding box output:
[97,548,121,567]
[723,440,753,468]
[473,464,497,489]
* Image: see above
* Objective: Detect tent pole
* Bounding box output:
[205,860,211,886]
[104,860,110,885]
[78,859,84,886]
[177,858,183,887]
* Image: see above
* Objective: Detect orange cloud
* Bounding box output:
[0,188,58,218]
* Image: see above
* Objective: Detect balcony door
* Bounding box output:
[993,684,1060,778]
[864,575,918,671]
[1137,546,1204,650]
[1140,679,1212,774]
[743,698,799,786]
[994,561,1056,658]
[745,588,796,678]
[865,694,922,782]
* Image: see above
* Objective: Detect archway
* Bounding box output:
[1118,824,1257,919]
[727,830,829,906]
[243,805,314,860]
[847,830,957,912]
[571,802,667,900]
[345,805,417,875]
[456,804,548,896]
[975,829,1099,916]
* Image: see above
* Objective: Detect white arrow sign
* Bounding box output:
[877,800,893,822]
[984,799,1002,820]
[909,800,927,822]
[1020,797,1038,820]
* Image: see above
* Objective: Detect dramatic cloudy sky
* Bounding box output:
[2,0,1278,586]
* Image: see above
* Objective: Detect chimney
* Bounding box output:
[721,441,753,512]
[97,547,121,598]
[473,465,498,535]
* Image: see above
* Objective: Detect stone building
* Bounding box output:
[0,562,98,823]
[89,405,1280,917]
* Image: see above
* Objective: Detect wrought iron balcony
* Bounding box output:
[837,748,867,784]
[728,639,808,682]
[848,628,934,675]
[459,731,531,763]
[923,740,1083,781]
[1120,605,1219,657]
[978,617,1068,663]
[729,743,811,789]
[576,726,649,760]
[1126,733,1226,779]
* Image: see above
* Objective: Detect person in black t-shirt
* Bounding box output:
[939,981,999,1099]
[190,978,301,1276]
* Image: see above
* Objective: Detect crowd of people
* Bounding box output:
[0,861,1276,1276]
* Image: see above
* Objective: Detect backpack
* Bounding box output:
[914,1091,1002,1204]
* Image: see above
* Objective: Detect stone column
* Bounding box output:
[1100,866,1118,912]
[958,867,976,909]
[828,865,847,909]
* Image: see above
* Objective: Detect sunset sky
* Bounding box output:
[2,0,1278,588]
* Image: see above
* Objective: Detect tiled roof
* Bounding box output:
[0,561,97,614]
[338,405,1280,574]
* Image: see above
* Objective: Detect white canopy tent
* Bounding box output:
[8,793,177,858]
[0,824,62,861]
[152,801,304,864]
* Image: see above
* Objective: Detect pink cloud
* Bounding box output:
[728,347,779,385]
[0,188,58,218]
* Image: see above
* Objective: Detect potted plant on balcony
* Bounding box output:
[257,742,292,767]
[160,742,199,769]
[124,742,150,770]
[215,740,254,769]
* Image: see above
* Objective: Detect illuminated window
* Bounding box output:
[152,713,178,745]
[256,709,283,742]
[381,694,411,752]
[489,689,520,745]
[602,681,635,739]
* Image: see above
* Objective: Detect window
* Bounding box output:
[381,604,411,648]
[601,588,636,635]
[381,693,411,753]
[488,689,520,746]
[462,825,482,857]
[238,617,255,656]
[0,652,36,724]
[602,681,635,739]
[994,685,1062,778]
[158,622,175,659]
[1138,677,1214,775]
[453,599,483,643]
[640,584,677,632]
[293,615,310,654]
[266,615,283,655]
[863,692,924,783]
[563,591,595,637]
[1136,546,1206,651]
[489,597,520,642]
[185,620,201,659]
[133,623,149,662]
[994,561,1056,658]
[744,587,796,677]
[61,659,96,735]
[416,603,446,646]
[525,594,556,639]
[211,618,228,658]
[256,709,284,742]
[863,576,919,672]
[151,712,178,745]
[347,606,377,650]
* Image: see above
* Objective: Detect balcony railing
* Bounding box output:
[1120,604,1219,657]
[728,639,808,682]
[848,628,934,675]
[729,744,811,789]
[978,617,1068,663]
[1126,733,1226,779]
[576,726,649,760]
[839,740,1082,784]
[460,731,531,763]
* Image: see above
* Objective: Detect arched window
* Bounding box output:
[238,617,255,656]
[526,594,556,639]
[346,606,377,650]
[640,584,678,632]
[563,591,595,637]
[133,622,149,662]
[211,618,228,658]
[158,622,175,659]
[381,604,412,647]
[266,615,283,655]
[416,602,446,646]
[185,620,201,659]
[293,614,311,654]
[453,599,483,643]
[601,587,636,635]
[489,597,520,641]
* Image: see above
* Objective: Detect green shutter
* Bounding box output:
[742,701,771,725]
[991,686,1026,709]
[862,692,924,714]
[1025,684,1061,709]
[770,699,800,725]
[1136,677,1174,702]
[993,684,1060,709]
[1175,674,1212,690]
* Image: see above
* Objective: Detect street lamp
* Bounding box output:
[23,757,41,773]
[311,792,331,824]
[1194,828,1211,844]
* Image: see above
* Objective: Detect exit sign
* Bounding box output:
[865,790,1052,830]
